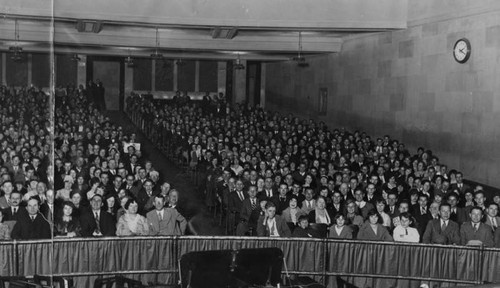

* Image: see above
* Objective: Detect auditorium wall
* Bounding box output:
[265,1,500,187]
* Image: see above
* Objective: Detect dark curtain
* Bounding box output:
[31,53,51,88]
[3,237,500,288]
[327,240,482,288]
[0,242,15,276]
[483,248,500,283]
[177,61,195,92]
[55,54,77,87]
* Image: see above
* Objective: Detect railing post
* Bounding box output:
[13,240,19,276]
[322,238,328,287]
[477,245,485,285]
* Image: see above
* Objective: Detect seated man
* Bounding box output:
[236,185,261,236]
[422,203,460,245]
[460,206,494,247]
[11,198,51,240]
[257,202,291,237]
[147,195,187,235]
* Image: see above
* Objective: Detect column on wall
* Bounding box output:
[1,53,6,85]
[233,59,247,104]
[260,63,266,109]
[76,55,87,87]
[217,61,226,96]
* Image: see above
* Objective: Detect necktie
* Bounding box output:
[95,212,101,233]
[251,199,256,210]
[31,215,35,221]
[405,228,408,235]
[441,221,447,231]
[421,208,426,214]
[13,207,17,215]
[158,212,162,221]
[238,192,244,201]
[491,217,497,228]
[390,206,394,214]
[474,223,478,231]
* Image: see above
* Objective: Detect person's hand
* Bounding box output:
[67,232,76,237]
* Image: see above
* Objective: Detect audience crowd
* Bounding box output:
[0,83,499,249]
[126,93,500,248]
[0,83,186,241]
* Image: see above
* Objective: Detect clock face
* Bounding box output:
[453,38,471,63]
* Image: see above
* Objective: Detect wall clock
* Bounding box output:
[453,38,471,63]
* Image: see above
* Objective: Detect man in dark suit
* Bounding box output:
[287,183,305,207]
[80,194,116,237]
[236,185,261,236]
[228,179,246,234]
[257,177,277,201]
[1,191,25,221]
[460,206,494,247]
[257,202,291,237]
[447,193,468,225]
[11,198,51,240]
[484,202,499,232]
[271,184,290,215]
[136,179,158,214]
[40,189,56,223]
[422,203,460,244]
[449,172,470,195]
[412,194,432,235]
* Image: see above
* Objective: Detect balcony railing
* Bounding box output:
[0,236,499,288]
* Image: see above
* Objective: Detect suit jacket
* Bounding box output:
[0,196,10,210]
[11,213,51,240]
[136,189,159,214]
[460,222,494,247]
[147,207,187,235]
[271,195,290,215]
[257,215,291,237]
[329,225,353,239]
[301,199,316,214]
[239,198,261,224]
[450,207,468,225]
[422,219,460,245]
[495,227,500,248]
[412,205,433,235]
[483,215,500,232]
[228,190,245,214]
[1,206,27,222]
[449,183,471,195]
[80,209,116,237]
[357,223,393,241]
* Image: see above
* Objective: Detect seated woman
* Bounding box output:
[0,210,11,240]
[308,196,332,226]
[282,197,306,226]
[116,199,150,236]
[357,209,393,241]
[329,214,353,239]
[54,201,82,237]
[344,199,364,236]
[392,212,420,243]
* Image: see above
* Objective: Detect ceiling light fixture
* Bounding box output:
[175,59,185,66]
[234,53,245,70]
[150,27,163,59]
[9,19,23,62]
[71,54,81,62]
[292,31,309,67]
